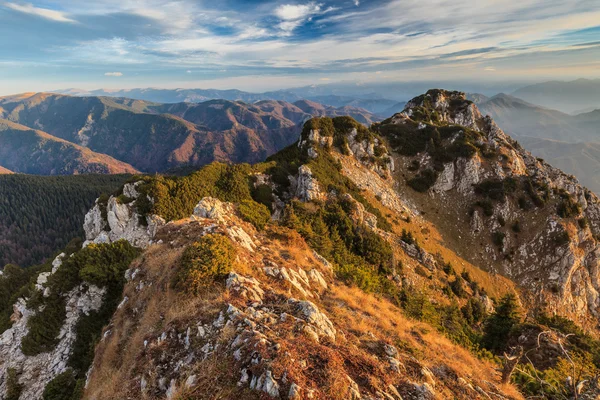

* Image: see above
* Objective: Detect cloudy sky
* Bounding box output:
[0,0,599,94]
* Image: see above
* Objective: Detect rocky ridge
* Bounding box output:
[378,89,600,329]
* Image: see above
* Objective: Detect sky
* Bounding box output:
[0,0,599,95]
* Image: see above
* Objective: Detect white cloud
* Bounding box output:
[4,2,76,23]
[354,0,360,6]
[104,72,123,77]
[274,3,322,20]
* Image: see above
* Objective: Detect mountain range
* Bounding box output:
[0,93,378,174]
[512,78,600,114]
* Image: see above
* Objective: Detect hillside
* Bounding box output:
[0,166,12,174]
[0,119,138,175]
[0,174,131,267]
[512,79,600,114]
[0,93,379,173]
[1,93,600,400]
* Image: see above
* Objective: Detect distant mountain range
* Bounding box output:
[474,93,600,192]
[476,93,598,141]
[512,78,600,114]
[58,87,407,116]
[0,93,378,175]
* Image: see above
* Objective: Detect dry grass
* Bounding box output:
[323,285,525,400]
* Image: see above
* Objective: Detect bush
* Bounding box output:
[78,241,141,287]
[174,234,236,293]
[511,220,521,233]
[557,196,581,218]
[252,184,273,209]
[238,199,271,230]
[401,229,416,245]
[42,370,82,400]
[474,200,494,216]
[6,368,22,400]
[449,278,466,297]
[492,231,505,247]
[21,294,66,355]
[407,169,438,192]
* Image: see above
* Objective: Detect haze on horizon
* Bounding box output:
[0,0,599,95]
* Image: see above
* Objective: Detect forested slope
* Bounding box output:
[0,174,131,267]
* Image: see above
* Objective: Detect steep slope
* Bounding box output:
[512,79,600,114]
[0,119,138,175]
[375,89,600,331]
[519,137,600,193]
[0,166,12,174]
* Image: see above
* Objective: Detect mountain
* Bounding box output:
[477,93,582,140]
[2,90,600,400]
[0,93,379,173]
[0,166,12,174]
[518,137,600,193]
[291,99,379,125]
[512,78,600,114]
[0,119,138,175]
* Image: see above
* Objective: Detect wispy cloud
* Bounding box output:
[104,72,123,76]
[4,2,75,23]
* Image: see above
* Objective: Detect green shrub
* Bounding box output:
[78,241,141,287]
[238,199,271,230]
[252,184,273,209]
[42,370,82,400]
[474,200,494,216]
[401,229,416,245]
[449,278,466,297]
[511,220,522,233]
[6,368,23,400]
[443,262,455,276]
[492,231,505,247]
[21,294,66,355]
[174,234,236,293]
[407,169,438,192]
[21,241,140,356]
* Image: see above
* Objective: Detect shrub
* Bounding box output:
[460,270,472,283]
[401,229,416,245]
[511,220,521,233]
[252,184,273,209]
[578,217,589,229]
[407,169,438,192]
[6,368,22,400]
[174,234,236,293]
[474,200,494,216]
[443,262,455,276]
[238,199,271,230]
[21,294,66,355]
[78,241,141,287]
[42,370,82,400]
[557,196,581,218]
[492,231,505,247]
[449,278,466,297]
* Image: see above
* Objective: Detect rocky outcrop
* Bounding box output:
[0,256,106,400]
[293,165,324,202]
[83,182,164,248]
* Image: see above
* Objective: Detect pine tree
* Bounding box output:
[482,293,521,352]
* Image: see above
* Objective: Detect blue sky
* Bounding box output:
[0,0,599,94]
